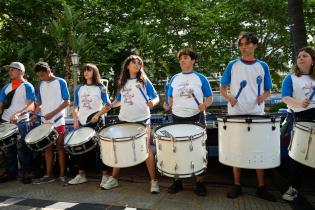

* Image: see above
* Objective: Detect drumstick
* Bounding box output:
[188,89,200,105]
[232,80,247,107]
[164,81,169,110]
[309,86,315,100]
[30,112,63,123]
[256,75,262,105]
[136,83,149,103]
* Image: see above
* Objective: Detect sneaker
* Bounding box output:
[58,176,68,185]
[168,180,183,194]
[101,176,119,190]
[256,186,277,202]
[227,185,242,198]
[195,182,207,196]
[33,175,55,184]
[150,180,160,194]
[0,173,16,183]
[282,186,298,201]
[99,175,109,187]
[68,174,87,185]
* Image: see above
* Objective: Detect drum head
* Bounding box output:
[99,123,146,141]
[65,127,96,145]
[25,124,54,143]
[155,123,204,139]
[0,123,18,139]
[296,122,315,131]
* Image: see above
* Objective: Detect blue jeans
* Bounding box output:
[3,119,33,175]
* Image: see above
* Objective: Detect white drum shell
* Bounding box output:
[154,123,207,178]
[289,122,315,168]
[218,116,281,169]
[98,123,148,168]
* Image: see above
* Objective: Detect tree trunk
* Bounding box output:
[288,0,307,59]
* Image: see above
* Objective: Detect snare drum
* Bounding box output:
[289,122,315,168]
[25,124,58,151]
[98,122,148,168]
[0,123,19,149]
[218,115,281,169]
[65,127,98,155]
[154,123,207,178]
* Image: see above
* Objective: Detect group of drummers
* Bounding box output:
[0,31,314,202]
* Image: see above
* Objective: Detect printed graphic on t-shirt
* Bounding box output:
[303,82,314,99]
[81,93,93,109]
[178,80,191,98]
[122,87,135,105]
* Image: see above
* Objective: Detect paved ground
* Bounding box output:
[0,158,314,210]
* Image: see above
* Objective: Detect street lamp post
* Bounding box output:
[71,52,80,96]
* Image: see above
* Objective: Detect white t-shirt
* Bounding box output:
[116,78,158,122]
[282,73,315,113]
[168,71,212,118]
[0,81,35,122]
[74,84,110,125]
[37,77,70,127]
[221,59,273,115]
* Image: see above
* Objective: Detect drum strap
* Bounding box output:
[305,128,313,160]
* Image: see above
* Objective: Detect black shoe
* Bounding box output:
[0,173,16,183]
[21,176,32,184]
[227,184,242,198]
[195,182,207,196]
[168,180,183,194]
[256,186,277,202]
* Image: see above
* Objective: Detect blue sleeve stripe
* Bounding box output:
[58,78,70,100]
[98,85,110,104]
[145,79,158,99]
[167,74,178,97]
[73,85,82,106]
[36,81,42,104]
[24,82,35,101]
[258,60,273,90]
[196,72,212,97]
[281,74,293,97]
[0,83,10,102]
[220,60,238,86]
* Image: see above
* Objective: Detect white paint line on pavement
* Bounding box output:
[0,197,25,207]
[125,208,137,210]
[43,202,79,210]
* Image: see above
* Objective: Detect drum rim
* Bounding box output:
[98,122,147,142]
[65,127,96,146]
[217,114,281,123]
[295,121,315,132]
[154,122,206,141]
[25,123,55,143]
[0,123,18,139]
[157,167,206,178]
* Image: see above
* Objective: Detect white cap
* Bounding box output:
[4,62,25,74]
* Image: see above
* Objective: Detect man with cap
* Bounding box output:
[0,62,35,184]
[31,61,70,185]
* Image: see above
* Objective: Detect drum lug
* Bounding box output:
[247,126,250,131]
[132,136,137,162]
[159,160,163,168]
[305,129,313,160]
[191,161,194,170]
[112,139,118,164]
[272,125,276,131]
[158,143,162,150]
[223,124,227,130]
[288,129,295,151]
[174,163,178,172]
[171,136,176,153]
[189,136,193,151]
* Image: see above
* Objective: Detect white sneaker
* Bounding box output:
[282,186,298,201]
[68,174,87,185]
[150,180,160,193]
[101,176,119,190]
[99,175,109,187]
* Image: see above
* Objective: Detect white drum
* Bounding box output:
[0,123,19,149]
[289,122,315,168]
[218,115,281,169]
[25,124,58,151]
[154,123,207,178]
[65,127,98,155]
[98,123,148,168]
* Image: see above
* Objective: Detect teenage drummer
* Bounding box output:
[31,62,70,185]
[67,63,112,187]
[0,62,35,184]
[163,48,213,196]
[281,46,315,201]
[220,32,276,201]
[101,55,160,193]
